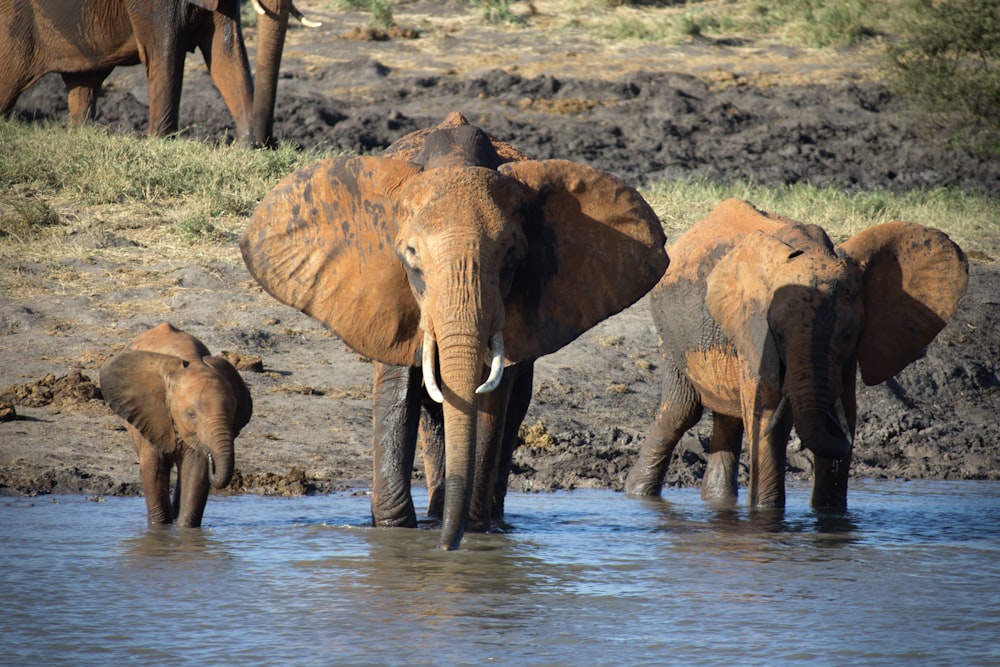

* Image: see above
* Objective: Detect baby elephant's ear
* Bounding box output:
[203,356,253,435]
[100,351,186,449]
[498,159,668,360]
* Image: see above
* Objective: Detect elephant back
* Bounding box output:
[128,322,211,364]
[384,112,530,167]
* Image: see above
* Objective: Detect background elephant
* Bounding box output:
[241,112,668,549]
[0,0,302,146]
[625,198,968,510]
[101,322,253,527]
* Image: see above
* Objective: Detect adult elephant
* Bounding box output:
[625,198,968,510]
[241,113,669,549]
[0,0,310,146]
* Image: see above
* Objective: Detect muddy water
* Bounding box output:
[2,480,998,666]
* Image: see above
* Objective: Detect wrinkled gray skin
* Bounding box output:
[0,0,293,146]
[101,323,252,527]
[625,199,968,510]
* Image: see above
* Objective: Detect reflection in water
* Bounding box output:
[0,481,997,666]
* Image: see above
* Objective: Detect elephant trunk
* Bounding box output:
[202,423,236,489]
[251,0,290,147]
[786,375,852,461]
[434,327,486,551]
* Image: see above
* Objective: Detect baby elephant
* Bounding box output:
[101,323,252,527]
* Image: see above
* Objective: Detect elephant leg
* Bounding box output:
[370,362,421,528]
[131,17,185,137]
[744,388,792,509]
[625,367,701,497]
[701,413,744,504]
[418,398,445,521]
[491,362,534,523]
[61,69,112,126]
[174,450,211,528]
[132,428,173,524]
[197,14,253,145]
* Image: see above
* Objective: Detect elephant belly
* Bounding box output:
[683,347,744,416]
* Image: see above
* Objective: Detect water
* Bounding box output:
[1,480,998,666]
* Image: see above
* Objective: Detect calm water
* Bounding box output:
[1,480,998,666]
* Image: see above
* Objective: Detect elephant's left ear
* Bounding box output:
[498,159,668,360]
[203,357,253,436]
[838,221,969,385]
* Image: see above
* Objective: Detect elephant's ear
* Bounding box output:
[837,221,969,385]
[187,0,219,10]
[203,356,253,435]
[497,159,668,360]
[240,156,425,366]
[705,231,797,390]
[100,351,186,449]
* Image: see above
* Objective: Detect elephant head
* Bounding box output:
[240,117,668,548]
[704,199,968,480]
[248,0,320,146]
[101,339,253,490]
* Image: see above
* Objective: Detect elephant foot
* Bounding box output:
[624,466,664,497]
[701,451,738,504]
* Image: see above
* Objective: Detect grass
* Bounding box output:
[586,0,894,47]
[0,122,338,295]
[640,178,1000,260]
[1,122,996,299]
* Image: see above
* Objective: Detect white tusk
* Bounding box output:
[475,332,505,395]
[763,395,789,436]
[422,330,444,404]
[251,0,266,15]
[835,399,854,445]
[290,3,323,27]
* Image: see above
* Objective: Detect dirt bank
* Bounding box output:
[3,0,998,503]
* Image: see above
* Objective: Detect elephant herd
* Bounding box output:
[5,3,967,550]
[97,113,968,550]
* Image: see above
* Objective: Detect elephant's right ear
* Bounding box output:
[241,156,425,366]
[203,356,253,436]
[100,351,186,449]
[706,231,795,390]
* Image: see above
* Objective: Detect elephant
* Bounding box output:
[0,0,311,146]
[240,112,669,549]
[100,322,253,527]
[625,198,968,510]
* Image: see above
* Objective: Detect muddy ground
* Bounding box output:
[2,0,998,506]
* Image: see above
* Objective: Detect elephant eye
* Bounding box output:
[499,245,521,297]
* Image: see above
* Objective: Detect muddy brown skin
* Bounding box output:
[0,0,292,146]
[240,112,668,550]
[100,323,253,527]
[625,199,968,510]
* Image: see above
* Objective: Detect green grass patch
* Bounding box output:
[1,121,995,269]
[0,122,321,213]
[640,178,1000,260]
[0,121,340,279]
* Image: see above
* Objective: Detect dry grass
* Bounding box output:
[0,122,337,297]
